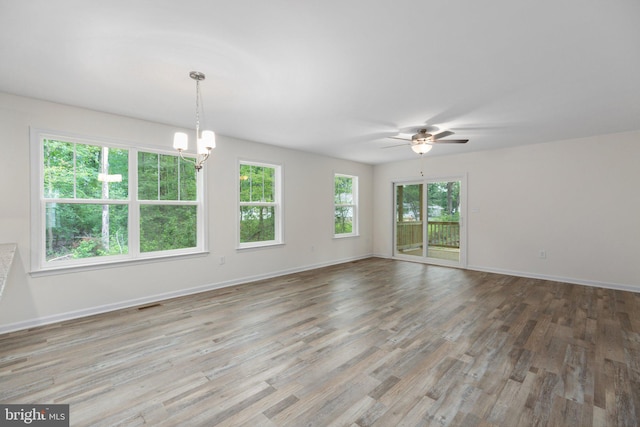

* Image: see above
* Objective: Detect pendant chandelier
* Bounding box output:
[173,71,216,171]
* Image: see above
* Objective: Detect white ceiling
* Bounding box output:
[1,0,639,164]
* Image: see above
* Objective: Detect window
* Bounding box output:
[334,174,358,237]
[238,161,282,248]
[31,130,206,272]
[137,151,200,253]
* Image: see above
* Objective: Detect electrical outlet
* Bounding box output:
[538,250,546,259]
[219,256,225,265]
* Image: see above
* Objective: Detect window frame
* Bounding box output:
[237,159,283,249]
[334,173,359,238]
[30,128,207,275]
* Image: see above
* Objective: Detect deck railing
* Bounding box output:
[396,221,460,249]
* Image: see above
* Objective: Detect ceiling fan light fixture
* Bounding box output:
[411,143,432,155]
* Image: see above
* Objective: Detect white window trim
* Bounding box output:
[29,128,208,275]
[334,173,359,238]
[237,159,283,250]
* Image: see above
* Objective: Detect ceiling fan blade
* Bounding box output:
[388,136,411,141]
[431,130,454,139]
[430,139,468,144]
[382,143,409,149]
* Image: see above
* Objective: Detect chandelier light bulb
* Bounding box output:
[198,130,216,154]
[173,132,188,151]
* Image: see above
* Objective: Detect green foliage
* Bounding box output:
[438,213,460,222]
[138,152,196,201]
[334,176,353,204]
[140,205,197,252]
[334,207,353,234]
[397,181,461,222]
[43,140,74,198]
[427,181,460,220]
[239,163,277,243]
[72,237,106,258]
[397,183,422,221]
[239,164,274,203]
[45,203,128,261]
[240,206,275,243]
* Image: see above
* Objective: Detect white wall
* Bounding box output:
[373,131,640,290]
[0,93,373,332]
[2,91,638,333]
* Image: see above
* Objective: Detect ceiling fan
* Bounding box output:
[387,128,468,155]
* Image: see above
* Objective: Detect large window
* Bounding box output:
[334,173,358,237]
[31,130,205,272]
[238,161,282,248]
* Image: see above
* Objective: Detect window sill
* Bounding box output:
[236,241,285,251]
[333,233,360,239]
[30,251,209,277]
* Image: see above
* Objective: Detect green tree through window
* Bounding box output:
[239,162,281,246]
[138,152,198,252]
[334,174,358,236]
[43,139,129,261]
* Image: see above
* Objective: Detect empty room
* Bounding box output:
[0,1,639,426]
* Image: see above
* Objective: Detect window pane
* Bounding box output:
[45,203,129,261]
[138,152,196,201]
[239,164,275,203]
[240,206,275,243]
[427,181,461,262]
[138,152,159,200]
[179,159,198,201]
[334,176,353,204]
[75,143,102,198]
[43,139,75,198]
[159,154,179,200]
[335,206,353,234]
[395,183,423,257]
[101,147,128,199]
[140,205,197,252]
[43,140,128,200]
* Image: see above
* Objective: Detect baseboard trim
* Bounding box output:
[373,254,639,293]
[372,253,639,293]
[465,264,639,294]
[0,254,372,335]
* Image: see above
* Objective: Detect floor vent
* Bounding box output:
[138,303,162,311]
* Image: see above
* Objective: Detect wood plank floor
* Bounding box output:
[1,258,639,426]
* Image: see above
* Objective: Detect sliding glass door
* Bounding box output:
[395,182,424,258]
[394,177,465,266]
